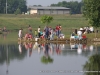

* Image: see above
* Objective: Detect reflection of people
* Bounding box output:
[70,43,78,50]
[89,45,93,51]
[38,44,41,54]
[44,43,49,56]
[49,43,54,55]
[82,44,87,51]
[18,42,22,53]
[56,44,61,55]
[29,49,32,57]
[60,44,65,50]
[18,44,22,53]
[33,42,38,49]
[23,42,33,57]
[28,42,33,57]
[2,31,8,39]
[24,42,29,50]
[77,44,82,54]
[70,43,75,50]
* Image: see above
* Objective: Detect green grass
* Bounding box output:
[0,14,89,33]
[0,14,100,43]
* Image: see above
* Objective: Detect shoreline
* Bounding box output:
[18,38,100,43]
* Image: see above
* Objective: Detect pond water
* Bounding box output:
[0,42,100,75]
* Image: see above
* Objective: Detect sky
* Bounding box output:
[27,0,82,6]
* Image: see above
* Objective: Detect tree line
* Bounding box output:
[0,0,83,14]
[0,0,27,14]
[50,1,83,14]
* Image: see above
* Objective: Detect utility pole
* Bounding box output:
[6,45,9,74]
[6,0,7,14]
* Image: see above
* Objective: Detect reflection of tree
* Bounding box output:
[41,56,53,64]
[41,43,53,64]
[83,54,100,75]
[0,43,27,64]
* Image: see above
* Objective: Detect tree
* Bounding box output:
[0,0,27,14]
[41,15,53,26]
[41,56,53,64]
[83,54,100,75]
[82,0,100,38]
[50,1,83,14]
[14,8,21,15]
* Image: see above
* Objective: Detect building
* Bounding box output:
[27,6,70,15]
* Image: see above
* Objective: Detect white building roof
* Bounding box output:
[28,6,70,10]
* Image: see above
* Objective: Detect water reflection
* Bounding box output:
[41,43,53,64]
[17,42,97,62]
[83,54,100,75]
[0,32,8,40]
[23,42,33,57]
[6,45,9,74]
[0,43,27,64]
[18,42,22,54]
[70,43,94,55]
[0,42,100,75]
[32,42,66,56]
[0,42,97,64]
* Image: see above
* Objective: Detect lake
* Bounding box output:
[0,41,100,75]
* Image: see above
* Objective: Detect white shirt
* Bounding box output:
[89,27,94,32]
[77,30,82,35]
[38,28,40,32]
[18,30,22,36]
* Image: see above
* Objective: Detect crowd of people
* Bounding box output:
[18,24,65,41]
[70,26,95,41]
[0,27,8,39]
[0,27,8,32]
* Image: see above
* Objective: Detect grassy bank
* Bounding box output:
[0,14,100,43]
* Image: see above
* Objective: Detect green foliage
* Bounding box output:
[0,0,27,14]
[41,56,53,64]
[50,1,83,14]
[83,54,100,75]
[83,0,100,28]
[14,8,21,15]
[41,15,53,25]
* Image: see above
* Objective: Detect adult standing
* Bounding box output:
[77,30,82,40]
[18,28,23,39]
[38,26,41,38]
[2,27,7,32]
[59,24,62,34]
[56,25,60,38]
[28,25,32,34]
[45,26,49,39]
